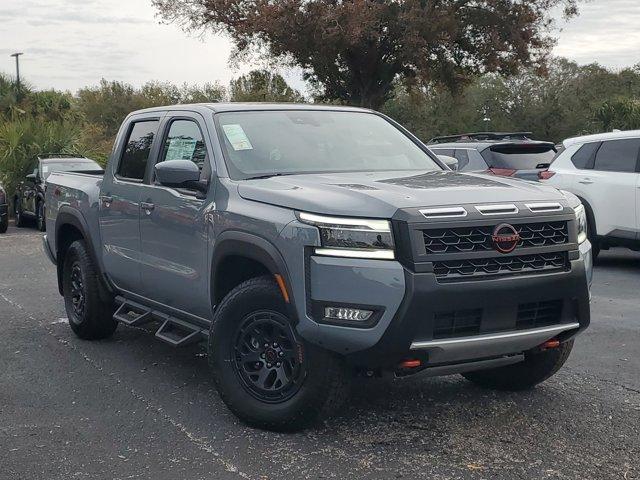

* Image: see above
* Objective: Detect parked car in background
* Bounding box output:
[0,183,8,233]
[428,132,557,181]
[44,104,591,431]
[541,130,640,258]
[14,154,103,231]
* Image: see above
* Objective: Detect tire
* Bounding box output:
[209,276,350,432]
[0,214,7,233]
[36,201,46,232]
[585,205,600,260]
[14,199,25,228]
[462,340,574,391]
[62,240,117,340]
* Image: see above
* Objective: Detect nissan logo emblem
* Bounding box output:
[491,224,521,253]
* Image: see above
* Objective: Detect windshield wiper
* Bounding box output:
[245,173,292,180]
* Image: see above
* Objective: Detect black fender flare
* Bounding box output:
[54,207,113,297]
[211,230,298,321]
[575,195,597,238]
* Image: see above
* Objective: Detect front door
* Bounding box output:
[138,113,213,319]
[99,118,161,293]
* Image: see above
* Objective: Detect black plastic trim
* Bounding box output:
[212,230,298,321]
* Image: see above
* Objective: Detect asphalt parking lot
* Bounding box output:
[1,222,638,480]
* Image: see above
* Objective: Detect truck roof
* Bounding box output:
[130,103,373,116]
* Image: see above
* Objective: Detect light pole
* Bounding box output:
[10,52,23,92]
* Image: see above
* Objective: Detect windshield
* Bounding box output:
[41,160,103,180]
[216,110,441,179]
[481,144,556,170]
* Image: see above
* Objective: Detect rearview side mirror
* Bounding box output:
[438,155,459,171]
[155,160,208,194]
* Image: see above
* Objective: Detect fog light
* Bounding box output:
[324,307,373,322]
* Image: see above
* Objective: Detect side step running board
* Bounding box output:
[114,296,208,347]
[113,297,154,327]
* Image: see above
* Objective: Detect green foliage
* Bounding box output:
[154,0,580,109]
[230,70,305,103]
[383,59,640,144]
[0,117,82,196]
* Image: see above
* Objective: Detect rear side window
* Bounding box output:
[481,144,556,170]
[571,142,600,169]
[593,139,640,173]
[454,149,470,170]
[117,121,159,180]
[431,148,454,157]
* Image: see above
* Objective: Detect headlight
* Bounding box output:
[298,212,395,259]
[574,204,588,244]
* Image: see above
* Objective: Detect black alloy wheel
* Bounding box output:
[69,263,86,322]
[232,311,305,403]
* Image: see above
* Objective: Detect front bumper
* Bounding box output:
[303,251,591,369]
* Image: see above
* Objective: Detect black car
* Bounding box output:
[428,132,558,181]
[0,182,8,233]
[14,154,103,231]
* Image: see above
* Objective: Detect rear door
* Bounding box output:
[579,138,640,238]
[99,116,162,293]
[137,112,213,319]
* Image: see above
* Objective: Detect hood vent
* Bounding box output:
[475,204,519,216]
[526,202,563,213]
[420,207,468,219]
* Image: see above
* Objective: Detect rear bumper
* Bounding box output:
[303,249,591,369]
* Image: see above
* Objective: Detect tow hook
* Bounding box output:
[399,359,422,369]
[540,338,561,350]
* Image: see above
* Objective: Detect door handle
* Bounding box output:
[141,202,155,214]
[578,178,594,185]
[100,195,113,207]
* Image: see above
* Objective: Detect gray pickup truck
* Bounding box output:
[44,104,592,431]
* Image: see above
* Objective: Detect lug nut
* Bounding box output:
[272,342,278,348]
[276,362,281,367]
[260,353,265,358]
[267,363,272,368]
[255,362,261,368]
[279,352,284,357]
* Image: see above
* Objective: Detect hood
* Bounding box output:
[237,170,567,218]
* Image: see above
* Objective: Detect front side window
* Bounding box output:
[160,120,208,172]
[593,139,640,173]
[117,121,159,180]
[216,110,441,179]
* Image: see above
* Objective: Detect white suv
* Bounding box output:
[543,130,640,258]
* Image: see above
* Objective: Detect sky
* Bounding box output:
[0,0,639,94]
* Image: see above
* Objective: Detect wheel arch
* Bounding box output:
[575,195,597,237]
[211,231,297,321]
[55,207,112,297]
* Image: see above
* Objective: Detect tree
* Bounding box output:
[154,0,579,109]
[229,70,304,103]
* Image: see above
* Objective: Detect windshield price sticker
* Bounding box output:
[222,124,254,151]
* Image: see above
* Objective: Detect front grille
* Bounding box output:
[433,252,569,280]
[517,300,563,329]
[433,309,482,339]
[422,221,568,254]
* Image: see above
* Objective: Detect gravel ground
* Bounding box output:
[0,222,638,480]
